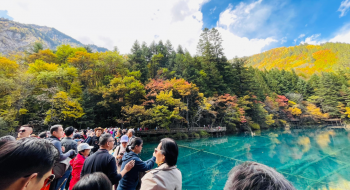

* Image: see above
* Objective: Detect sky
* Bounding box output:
[1,0,350,59]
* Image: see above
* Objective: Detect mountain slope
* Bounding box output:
[0,18,108,54]
[246,43,350,78]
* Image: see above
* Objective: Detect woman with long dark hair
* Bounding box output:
[117,137,155,190]
[140,138,182,190]
[72,172,112,190]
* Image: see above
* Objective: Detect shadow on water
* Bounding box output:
[139,126,350,190]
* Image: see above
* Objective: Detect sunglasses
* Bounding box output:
[43,174,55,188]
[154,148,161,153]
[19,129,26,133]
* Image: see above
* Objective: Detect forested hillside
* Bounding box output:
[1,27,350,137]
[246,43,350,78]
[0,18,108,54]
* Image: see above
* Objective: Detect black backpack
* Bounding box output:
[47,138,67,178]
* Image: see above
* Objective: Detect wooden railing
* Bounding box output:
[135,127,226,135]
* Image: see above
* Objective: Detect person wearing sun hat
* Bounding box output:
[69,143,94,190]
[113,135,129,173]
[89,127,104,154]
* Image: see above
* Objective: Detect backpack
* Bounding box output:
[47,138,68,178]
[115,146,123,166]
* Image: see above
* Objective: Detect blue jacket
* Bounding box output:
[47,136,75,161]
[117,151,155,190]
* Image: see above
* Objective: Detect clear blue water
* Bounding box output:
[139,128,350,190]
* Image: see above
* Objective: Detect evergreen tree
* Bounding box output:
[129,40,148,83]
[209,28,224,58]
[177,45,185,54]
[231,58,255,97]
[316,73,342,117]
[149,41,157,55]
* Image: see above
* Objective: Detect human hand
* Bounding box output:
[116,155,123,159]
[124,160,135,172]
[153,151,156,157]
[90,132,94,137]
[69,150,77,158]
[61,146,65,152]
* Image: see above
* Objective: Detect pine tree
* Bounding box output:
[129,40,148,83]
[177,45,184,54]
[209,28,224,59]
[316,73,342,117]
[231,58,256,97]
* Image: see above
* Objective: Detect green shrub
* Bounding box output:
[250,123,260,130]
[194,133,200,138]
[173,133,182,140]
[199,130,209,137]
[183,133,188,139]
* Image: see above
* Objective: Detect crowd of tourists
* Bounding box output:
[0,124,297,190]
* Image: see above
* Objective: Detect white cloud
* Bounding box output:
[300,34,325,45]
[298,34,306,38]
[217,0,272,35]
[280,37,287,44]
[2,0,280,58]
[293,34,305,43]
[209,6,216,14]
[216,0,278,58]
[330,23,350,43]
[298,23,350,45]
[2,0,207,55]
[217,27,277,58]
[338,0,350,17]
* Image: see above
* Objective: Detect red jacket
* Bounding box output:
[69,153,86,190]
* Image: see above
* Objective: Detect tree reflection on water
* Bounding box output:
[139,128,350,189]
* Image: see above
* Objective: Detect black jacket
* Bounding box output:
[88,136,100,153]
[61,137,78,153]
[81,149,121,185]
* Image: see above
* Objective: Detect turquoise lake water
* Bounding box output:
[139,128,350,190]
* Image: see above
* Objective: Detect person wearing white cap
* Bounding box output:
[69,143,93,190]
[113,135,129,173]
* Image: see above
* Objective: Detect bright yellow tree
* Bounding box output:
[0,57,19,77]
[44,91,84,124]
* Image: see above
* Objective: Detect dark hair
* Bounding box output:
[224,162,296,190]
[160,138,178,167]
[99,134,112,146]
[0,138,59,189]
[117,129,122,136]
[50,124,62,134]
[0,135,16,142]
[130,137,143,150]
[72,172,112,190]
[38,132,47,139]
[73,133,81,139]
[64,126,74,136]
